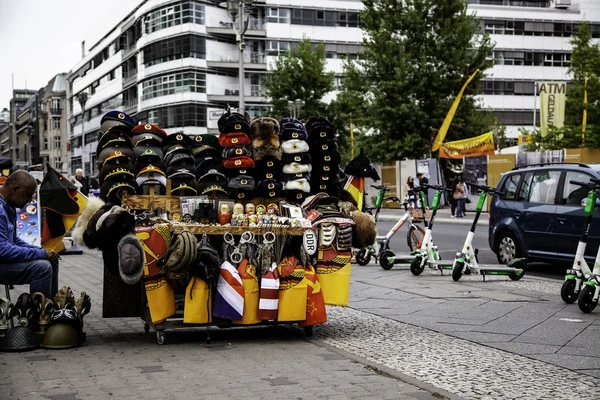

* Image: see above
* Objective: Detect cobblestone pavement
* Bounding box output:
[0,251,450,400]
[313,306,599,400]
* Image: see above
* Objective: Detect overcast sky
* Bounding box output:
[0,0,141,110]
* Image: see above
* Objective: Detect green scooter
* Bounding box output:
[451,184,526,282]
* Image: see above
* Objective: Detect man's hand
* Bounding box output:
[45,250,60,264]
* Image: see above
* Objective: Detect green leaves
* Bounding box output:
[340,0,495,162]
[263,39,334,120]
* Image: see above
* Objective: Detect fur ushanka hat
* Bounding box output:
[249,117,282,161]
[72,197,106,247]
[82,203,116,249]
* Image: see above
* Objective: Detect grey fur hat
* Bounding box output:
[117,234,145,285]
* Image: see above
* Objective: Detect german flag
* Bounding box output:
[343,175,364,211]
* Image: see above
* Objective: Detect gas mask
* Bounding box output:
[0,297,13,336]
[32,292,54,335]
[13,293,38,328]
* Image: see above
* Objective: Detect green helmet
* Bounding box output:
[42,323,81,349]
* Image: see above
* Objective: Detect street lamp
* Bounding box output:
[287,99,305,119]
[225,0,255,116]
[77,92,89,176]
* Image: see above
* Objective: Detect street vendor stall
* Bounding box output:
[70,109,375,344]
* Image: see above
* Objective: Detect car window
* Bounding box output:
[562,171,593,206]
[517,172,534,201]
[528,170,561,204]
[502,173,521,200]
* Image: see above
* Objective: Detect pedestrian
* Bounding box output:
[454,178,467,218]
[417,173,429,205]
[0,171,60,299]
[74,168,89,196]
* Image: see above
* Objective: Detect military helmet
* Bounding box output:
[42,323,81,349]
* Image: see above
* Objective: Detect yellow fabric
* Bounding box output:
[583,76,588,145]
[233,260,261,325]
[438,132,495,159]
[538,81,566,136]
[316,248,352,307]
[278,277,308,322]
[145,277,175,324]
[183,277,212,324]
[42,192,88,253]
[432,69,479,152]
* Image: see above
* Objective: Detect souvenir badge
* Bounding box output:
[303,229,317,256]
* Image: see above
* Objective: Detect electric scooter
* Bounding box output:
[560,179,600,305]
[408,183,456,276]
[355,185,426,268]
[451,184,526,282]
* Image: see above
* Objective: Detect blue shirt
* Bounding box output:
[0,194,47,263]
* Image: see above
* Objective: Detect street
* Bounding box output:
[375,221,566,279]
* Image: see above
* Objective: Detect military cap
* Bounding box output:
[101,110,135,129]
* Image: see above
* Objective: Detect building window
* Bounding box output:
[146,104,207,128]
[52,117,60,129]
[493,50,570,67]
[266,7,290,23]
[142,71,206,100]
[51,98,60,110]
[54,136,61,149]
[43,138,48,150]
[143,35,206,66]
[144,1,205,34]
[495,110,539,126]
[54,157,62,170]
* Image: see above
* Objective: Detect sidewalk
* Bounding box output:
[1,252,458,400]
[376,206,487,225]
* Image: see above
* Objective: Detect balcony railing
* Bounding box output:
[209,84,265,97]
[50,108,62,115]
[206,17,265,32]
[124,69,137,80]
[207,51,266,64]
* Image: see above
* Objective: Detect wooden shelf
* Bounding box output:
[170,224,307,236]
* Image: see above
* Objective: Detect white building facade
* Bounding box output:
[66,0,600,176]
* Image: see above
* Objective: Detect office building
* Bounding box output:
[65,0,600,175]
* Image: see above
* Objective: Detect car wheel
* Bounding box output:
[495,231,520,264]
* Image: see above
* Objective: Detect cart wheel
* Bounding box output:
[144,323,150,334]
[157,331,165,345]
[452,261,464,282]
[561,279,578,304]
[356,249,371,266]
[303,326,314,337]
[410,256,425,275]
[379,250,395,270]
[578,285,598,313]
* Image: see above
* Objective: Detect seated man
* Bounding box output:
[0,171,59,298]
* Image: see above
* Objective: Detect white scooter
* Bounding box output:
[561,179,599,306]
[451,184,526,282]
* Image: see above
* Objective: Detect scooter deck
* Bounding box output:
[391,254,418,264]
[472,264,524,272]
[428,262,453,270]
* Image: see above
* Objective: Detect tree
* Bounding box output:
[341,0,497,162]
[528,21,600,150]
[263,38,334,119]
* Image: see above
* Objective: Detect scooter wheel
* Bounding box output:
[356,249,372,266]
[561,280,578,304]
[379,250,395,270]
[578,285,598,313]
[452,262,464,282]
[509,260,526,281]
[410,256,425,276]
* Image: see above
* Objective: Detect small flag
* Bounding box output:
[233,259,261,325]
[343,175,365,211]
[299,265,327,327]
[258,262,279,321]
[213,261,245,320]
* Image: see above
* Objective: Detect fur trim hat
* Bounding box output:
[351,210,376,249]
[282,172,310,182]
[72,197,105,247]
[250,117,282,161]
[222,146,252,159]
[118,234,145,285]
[95,209,135,252]
[218,110,250,133]
[219,132,251,148]
[281,139,309,154]
[284,178,311,193]
[222,156,255,169]
[83,203,115,249]
[282,163,312,174]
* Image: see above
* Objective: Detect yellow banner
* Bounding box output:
[438,132,495,159]
[432,69,479,152]
[539,81,566,136]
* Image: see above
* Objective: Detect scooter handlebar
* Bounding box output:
[371,184,389,191]
[419,183,452,193]
[470,183,504,196]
